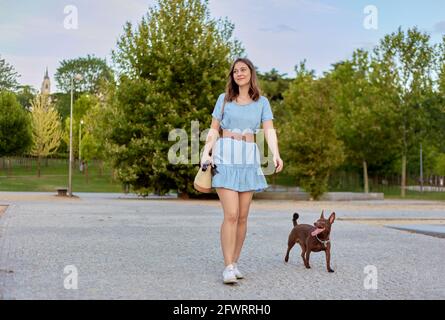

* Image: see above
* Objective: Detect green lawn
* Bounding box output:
[268,172,445,201]
[1,159,444,200]
[0,159,124,192]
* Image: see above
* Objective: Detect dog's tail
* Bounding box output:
[292,213,299,227]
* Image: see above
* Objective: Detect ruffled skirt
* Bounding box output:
[211,137,268,192]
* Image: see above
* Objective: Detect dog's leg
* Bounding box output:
[325,245,334,273]
[304,249,311,269]
[299,244,306,265]
[284,241,296,263]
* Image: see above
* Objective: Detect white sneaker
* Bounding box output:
[233,263,244,279]
[222,264,238,284]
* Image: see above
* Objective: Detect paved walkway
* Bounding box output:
[0,192,444,299]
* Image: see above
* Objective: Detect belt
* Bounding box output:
[222,129,255,142]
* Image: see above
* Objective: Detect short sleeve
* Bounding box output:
[211,93,225,121]
[261,96,274,122]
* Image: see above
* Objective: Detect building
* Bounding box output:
[41,67,51,95]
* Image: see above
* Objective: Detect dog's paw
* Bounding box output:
[328,269,335,273]
[305,265,311,269]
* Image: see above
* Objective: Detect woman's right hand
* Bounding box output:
[200,152,214,169]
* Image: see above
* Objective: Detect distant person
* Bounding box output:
[200,58,283,284]
[80,161,84,172]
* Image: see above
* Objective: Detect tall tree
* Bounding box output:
[373,27,436,196]
[30,94,63,177]
[16,85,37,110]
[55,54,114,94]
[62,94,98,159]
[258,68,291,102]
[110,0,243,196]
[330,49,398,193]
[0,91,32,174]
[0,55,20,91]
[281,62,345,199]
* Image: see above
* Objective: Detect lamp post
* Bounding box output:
[79,120,84,164]
[68,74,83,197]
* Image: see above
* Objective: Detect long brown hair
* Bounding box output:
[224,58,261,103]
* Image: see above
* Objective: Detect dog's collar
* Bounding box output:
[316,235,330,246]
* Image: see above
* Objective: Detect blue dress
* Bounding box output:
[210,93,274,192]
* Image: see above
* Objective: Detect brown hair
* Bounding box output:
[224,58,261,103]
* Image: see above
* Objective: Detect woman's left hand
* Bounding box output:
[273,155,284,173]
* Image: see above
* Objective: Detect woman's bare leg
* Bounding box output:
[233,191,254,263]
[216,187,240,266]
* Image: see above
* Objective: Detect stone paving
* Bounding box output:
[0,192,444,300]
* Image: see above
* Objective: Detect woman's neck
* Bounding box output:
[238,85,250,99]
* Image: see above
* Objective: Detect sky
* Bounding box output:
[1,0,445,92]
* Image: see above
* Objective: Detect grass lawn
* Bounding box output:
[0,159,124,193]
[268,172,445,201]
[1,159,444,200]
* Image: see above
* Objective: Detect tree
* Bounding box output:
[30,94,63,177]
[281,63,345,199]
[330,49,398,193]
[0,55,20,91]
[109,0,243,196]
[0,91,32,174]
[54,54,114,94]
[257,68,292,102]
[373,26,436,197]
[16,85,37,110]
[62,94,98,159]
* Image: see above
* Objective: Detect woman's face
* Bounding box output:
[233,61,251,87]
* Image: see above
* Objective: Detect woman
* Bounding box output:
[201,58,284,284]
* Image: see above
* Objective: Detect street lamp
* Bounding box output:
[79,119,84,164]
[68,74,83,197]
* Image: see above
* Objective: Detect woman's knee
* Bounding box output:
[237,214,248,225]
[223,210,239,224]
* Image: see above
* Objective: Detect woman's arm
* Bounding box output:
[263,120,280,157]
[263,120,283,172]
[202,118,221,157]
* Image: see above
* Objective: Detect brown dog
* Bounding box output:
[284,211,335,272]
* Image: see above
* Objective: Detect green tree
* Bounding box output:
[281,63,345,199]
[16,85,37,110]
[0,55,20,91]
[373,26,436,196]
[29,94,63,177]
[258,68,292,102]
[0,91,32,174]
[62,94,98,159]
[110,0,243,196]
[55,54,114,94]
[330,49,398,192]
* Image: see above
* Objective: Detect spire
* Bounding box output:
[41,67,51,95]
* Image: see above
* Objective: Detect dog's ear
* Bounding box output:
[329,212,336,224]
[320,210,325,219]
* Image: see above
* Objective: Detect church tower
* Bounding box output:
[41,67,51,95]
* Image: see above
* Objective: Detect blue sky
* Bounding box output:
[1,0,445,91]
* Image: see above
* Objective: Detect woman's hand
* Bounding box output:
[273,154,284,173]
[200,152,214,168]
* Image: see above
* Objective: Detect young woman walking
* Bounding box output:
[201,58,283,284]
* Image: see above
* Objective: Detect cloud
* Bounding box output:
[270,0,338,13]
[433,21,445,33]
[258,24,297,33]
